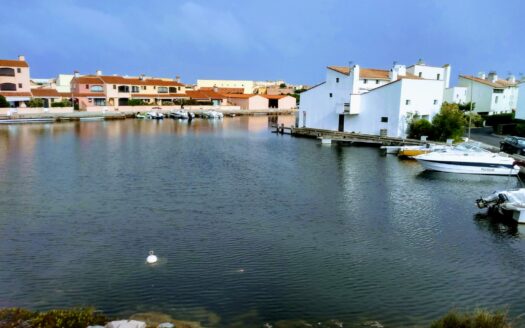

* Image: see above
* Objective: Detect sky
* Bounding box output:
[1,0,524,85]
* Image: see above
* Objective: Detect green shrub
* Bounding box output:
[127,99,147,106]
[408,118,433,140]
[51,100,72,107]
[28,98,44,108]
[0,95,9,108]
[464,111,483,127]
[515,123,525,137]
[0,307,35,328]
[430,309,510,328]
[31,307,107,328]
[432,102,467,142]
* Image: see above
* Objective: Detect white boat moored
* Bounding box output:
[414,142,519,175]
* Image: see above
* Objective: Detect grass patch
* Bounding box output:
[431,308,511,328]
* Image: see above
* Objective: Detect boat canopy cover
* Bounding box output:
[483,189,525,210]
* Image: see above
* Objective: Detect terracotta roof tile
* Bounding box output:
[186,90,226,100]
[31,88,60,97]
[225,94,258,99]
[73,76,105,84]
[460,75,518,88]
[0,91,32,97]
[360,68,390,80]
[0,59,29,68]
[262,94,290,99]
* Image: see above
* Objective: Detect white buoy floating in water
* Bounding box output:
[146,250,158,264]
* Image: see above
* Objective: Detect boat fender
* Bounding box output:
[146,250,158,264]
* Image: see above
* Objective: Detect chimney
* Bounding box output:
[175,76,181,82]
[351,64,360,94]
[443,64,451,89]
[390,63,406,80]
[74,70,79,78]
[18,55,25,61]
[478,72,486,79]
[96,70,102,76]
[508,75,516,84]
[389,68,398,82]
[417,58,425,65]
[488,71,498,83]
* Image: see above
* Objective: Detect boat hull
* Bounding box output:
[416,159,519,175]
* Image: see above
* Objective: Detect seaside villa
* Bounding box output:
[299,61,451,138]
[514,82,525,120]
[457,72,519,115]
[0,56,32,107]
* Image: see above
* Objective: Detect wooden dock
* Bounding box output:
[273,126,436,146]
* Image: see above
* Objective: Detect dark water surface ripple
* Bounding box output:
[1,117,525,327]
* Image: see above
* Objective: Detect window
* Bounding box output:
[0,68,15,76]
[493,89,504,93]
[336,77,339,83]
[94,98,106,106]
[113,85,116,90]
[418,72,422,77]
[405,99,411,105]
[0,83,16,91]
[381,117,388,123]
[433,99,438,105]
[364,79,368,84]
[495,96,499,104]
[169,87,178,93]
[18,83,22,88]
[142,86,146,90]
[118,85,130,93]
[158,86,168,93]
[85,84,89,89]
[376,80,379,84]
[437,73,440,80]
[178,86,181,91]
[132,86,140,93]
[17,68,21,73]
[90,85,103,92]
[329,93,333,98]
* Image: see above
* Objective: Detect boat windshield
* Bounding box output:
[453,141,491,153]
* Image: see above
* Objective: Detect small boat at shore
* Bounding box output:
[147,112,164,120]
[414,142,519,175]
[170,110,189,119]
[398,144,448,158]
[477,189,525,224]
[202,110,223,119]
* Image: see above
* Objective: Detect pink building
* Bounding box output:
[225,94,296,110]
[71,71,188,109]
[0,55,32,107]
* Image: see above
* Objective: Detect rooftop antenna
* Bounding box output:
[393,60,398,66]
[348,61,353,67]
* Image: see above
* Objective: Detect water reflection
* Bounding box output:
[473,213,522,238]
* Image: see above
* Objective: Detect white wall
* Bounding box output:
[516,83,525,120]
[407,65,445,81]
[444,87,467,104]
[299,82,338,129]
[458,77,494,113]
[346,80,402,136]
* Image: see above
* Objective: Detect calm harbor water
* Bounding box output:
[1,116,525,327]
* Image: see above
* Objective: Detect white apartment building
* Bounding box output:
[457,72,518,114]
[444,86,468,104]
[197,79,255,93]
[515,82,525,120]
[299,61,450,137]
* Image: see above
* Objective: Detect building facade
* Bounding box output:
[299,61,450,137]
[458,72,518,114]
[444,86,468,104]
[0,55,32,106]
[515,82,525,120]
[71,71,187,109]
[225,94,296,110]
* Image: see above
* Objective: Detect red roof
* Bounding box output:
[31,88,60,97]
[0,91,32,97]
[73,76,104,84]
[460,75,517,88]
[0,59,29,68]
[186,90,226,100]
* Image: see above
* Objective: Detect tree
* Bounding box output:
[458,102,475,112]
[0,95,9,108]
[408,117,433,140]
[432,102,467,141]
[28,98,44,108]
[279,83,287,88]
[127,99,147,106]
